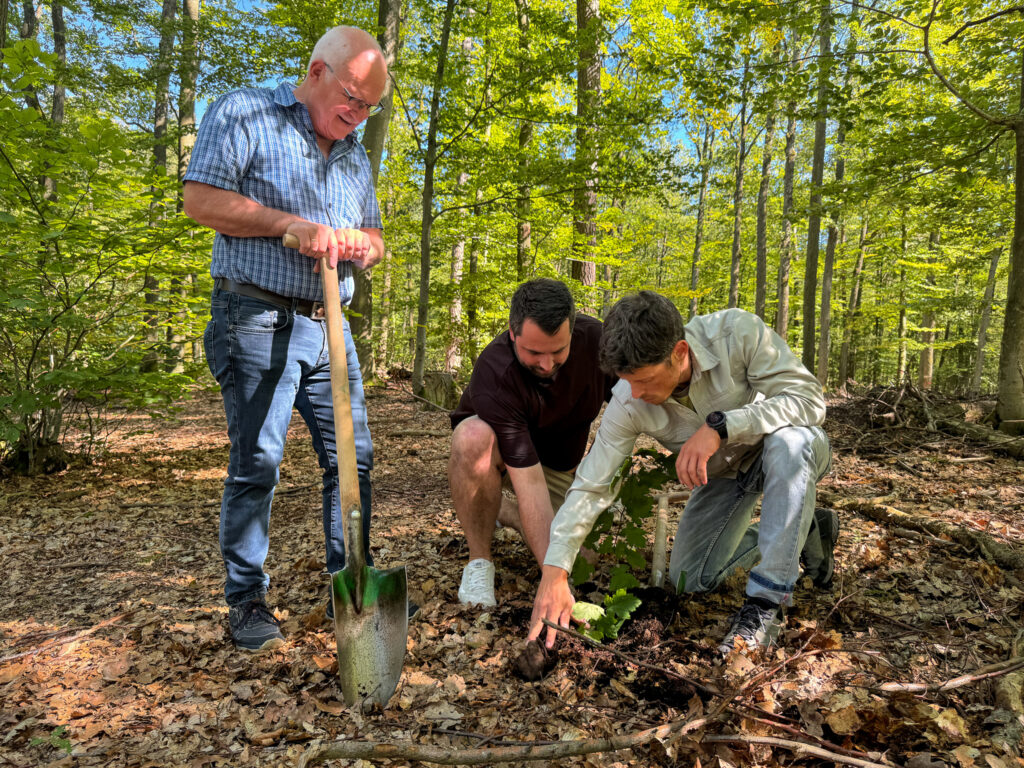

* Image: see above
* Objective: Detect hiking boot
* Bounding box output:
[458,558,497,607]
[802,507,840,588]
[327,594,420,620]
[229,598,285,652]
[718,598,785,654]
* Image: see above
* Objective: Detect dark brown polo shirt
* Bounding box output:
[450,314,616,471]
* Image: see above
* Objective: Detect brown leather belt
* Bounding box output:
[214,278,324,318]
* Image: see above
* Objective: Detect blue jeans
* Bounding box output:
[203,288,374,607]
[668,426,831,607]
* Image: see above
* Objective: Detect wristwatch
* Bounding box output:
[706,411,728,441]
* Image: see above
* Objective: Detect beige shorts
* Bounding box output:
[502,464,576,513]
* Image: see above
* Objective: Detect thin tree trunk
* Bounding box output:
[446,171,469,373]
[755,109,777,320]
[514,0,532,282]
[353,0,402,381]
[776,101,797,337]
[412,0,457,397]
[571,0,600,296]
[838,216,867,394]
[689,125,714,319]
[728,60,750,310]
[816,120,845,386]
[802,1,832,371]
[897,221,908,384]
[971,247,1003,397]
[378,196,396,375]
[918,230,939,389]
[1,0,9,50]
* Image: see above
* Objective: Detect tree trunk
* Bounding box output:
[802,1,832,371]
[755,109,777,320]
[689,124,714,319]
[1,0,9,50]
[996,118,1024,433]
[971,246,1003,397]
[446,171,469,374]
[817,225,838,387]
[378,197,395,375]
[816,120,845,386]
[728,60,750,310]
[412,0,457,397]
[776,100,797,338]
[897,222,908,384]
[514,0,532,282]
[838,216,867,394]
[571,0,600,296]
[353,0,402,381]
[918,230,939,389]
[142,0,177,374]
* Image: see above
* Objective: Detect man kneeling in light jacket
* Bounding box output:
[528,290,838,654]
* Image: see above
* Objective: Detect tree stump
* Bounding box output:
[422,371,461,411]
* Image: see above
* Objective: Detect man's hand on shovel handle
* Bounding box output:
[283,224,374,271]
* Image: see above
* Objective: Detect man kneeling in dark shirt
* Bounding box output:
[448,279,617,606]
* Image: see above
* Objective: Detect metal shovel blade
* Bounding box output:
[331,560,408,708]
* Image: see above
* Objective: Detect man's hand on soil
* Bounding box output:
[528,565,574,649]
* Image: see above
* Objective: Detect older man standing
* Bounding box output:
[183,26,387,652]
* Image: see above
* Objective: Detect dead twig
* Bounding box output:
[702,734,896,768]
[877,656,1024,693]
[298,714,713,766]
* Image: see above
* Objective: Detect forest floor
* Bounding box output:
[1,382,1023,768]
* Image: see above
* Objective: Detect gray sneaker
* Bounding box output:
[802,507,840,588]
[718,599,785,654]
[229,598,285,652]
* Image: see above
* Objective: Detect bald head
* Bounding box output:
[309,25,386,79]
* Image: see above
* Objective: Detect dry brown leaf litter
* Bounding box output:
[0,384,1021,768]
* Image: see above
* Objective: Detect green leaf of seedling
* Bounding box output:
[571,600,606,626]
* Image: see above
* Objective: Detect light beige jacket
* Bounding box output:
[543,308,826,573]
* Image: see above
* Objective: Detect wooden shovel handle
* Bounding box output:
[281,233,365,574]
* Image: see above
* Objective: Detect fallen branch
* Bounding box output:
[934,417,1024,459]
[298,715,711,766]
[702,734,895,768]
[0,610,136,664]
[819,491,1024,571]
[877,655,1024,693]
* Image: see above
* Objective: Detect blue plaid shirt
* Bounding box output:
[184,82,382,304]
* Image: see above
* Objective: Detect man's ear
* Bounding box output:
[508,322,516,342]
[672,339,689,362]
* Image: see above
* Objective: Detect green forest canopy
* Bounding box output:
[0,0,1020,472]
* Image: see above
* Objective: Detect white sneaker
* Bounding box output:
[458,558,497,606]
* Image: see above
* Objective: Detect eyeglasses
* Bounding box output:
[324,63,384,117]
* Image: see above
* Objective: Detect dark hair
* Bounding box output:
[509,279,576,336]
[599,291,685,374]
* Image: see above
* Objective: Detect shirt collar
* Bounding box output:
[682,331,718,382]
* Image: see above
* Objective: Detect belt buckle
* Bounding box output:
[311,302,325,320]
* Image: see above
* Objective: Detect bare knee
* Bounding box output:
[450,417,504,480]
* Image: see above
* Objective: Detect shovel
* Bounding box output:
[283,233,408,708]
